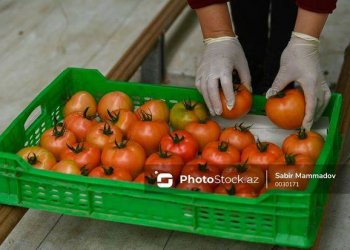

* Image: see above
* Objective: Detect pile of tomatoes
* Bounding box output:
[17,84,325,198]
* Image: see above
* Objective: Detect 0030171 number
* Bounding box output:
[274,181,299,188]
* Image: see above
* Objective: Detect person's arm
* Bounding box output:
[194,3,251,116]
[266,7,331,130]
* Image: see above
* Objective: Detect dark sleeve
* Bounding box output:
[187,0,229,9]
[296,0,337,13]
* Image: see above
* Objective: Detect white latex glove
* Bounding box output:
[196,36,251,116]
[266,32,331,130]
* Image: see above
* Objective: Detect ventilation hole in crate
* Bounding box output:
[133,101,141,106]
[143,97,151,101]
[169,100,178,104]
[41,123,45,127]
[132,96,140,100]
[215,212,224,217]
[262,224,272,228]
[24,141,29,146]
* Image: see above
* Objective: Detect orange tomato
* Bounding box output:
[85,122,123,150]
[266,89,305,130]
[39,123,77,161]
[97,92,134,121]
[135,99,170,123]
[214,183,257,198]
[60,142,100,173]
[52,160,81,175]
[241,140,283,172]
[220,84,252,119]
[201,141,240,172]
[89,166,132,181]
[269,154,315,190]
[64,107,97,142]
[220,123,255,152]
[17,146,56,170]
[127,111,170,156]
[184,119,221,152]
[101,140,146,178]
[63,91,96,117]
[177,182,213,193]
[144,148,184,182]
[222,160,265,192]
[105,109,138,135]
[181,158,220,189]
[282,128,324,162]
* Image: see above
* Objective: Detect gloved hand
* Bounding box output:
[266,32,331,130]
[196,36,251,116]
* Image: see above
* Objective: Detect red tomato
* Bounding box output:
[221,160,265,192]
[282,128,324,162]
[170,99,208,130]
[105,109,138,135]
[63,91,96,117]
[134,172,157,185]
[144,148,184,182]
[64,108,97,142]
[60,142,100,173]
[86,122,123,150]
[241,140,283,172]
[220,84,252,119]
[184,119,221,152]
[160,131,199,163]
[181,158,220,189]
[127,111,170,156]
[101,140,146,178]
[177,182,213,193]
[17,146,56,170]
[214,183,257,198]
[266,89,305,130]
[52,160,81,175]
[135,99,170,123]
[201,141,240,172]
[219,123,255,152]
[39,123,77,161]
[89,166,132,181]
[269,154,315,191]
[97,92,134,121]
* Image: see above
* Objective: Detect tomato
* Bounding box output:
[266,89,305,130]
[17,146,56,170]
[134,172,157,185]
[170,99,208,131]
[64,108,97,142]
[52,160,81,175]
[89,166,132,181]
[63,91,96,117]
[220,123,255,153]
[101,140,146,178]
[127,111,169,156]
[184,119,221,152]
[144,147,184,182]
[177,182,212,193]
[214,183,257,198]
[282,128,324,162]
[269,154,315,190]
[259,181,294,195]
[39,123,77,160]
[135,99,170,123]
[86,122,123,150]
[220,84,252,119]
[201,141,240,172]
[181,158,220,189]
[105,109,137,135]
[221,160,265,192]
[241,140,283,172]
[160,131,199,163]
[97,92,134,121]
[60,142,100,174]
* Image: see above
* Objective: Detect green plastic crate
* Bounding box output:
[0,68,342,248]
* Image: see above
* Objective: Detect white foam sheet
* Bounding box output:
[212,114,329,147]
